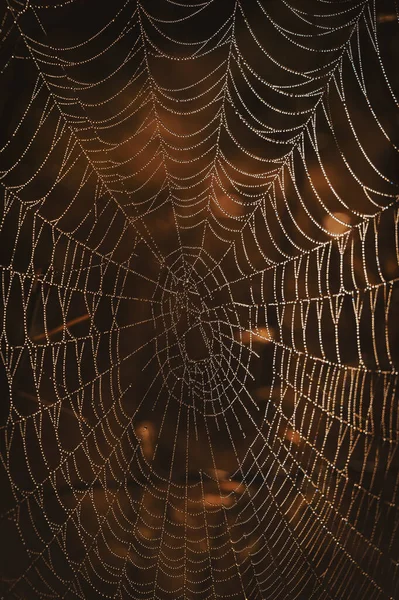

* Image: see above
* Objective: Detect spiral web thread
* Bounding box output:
[0,0,398,598]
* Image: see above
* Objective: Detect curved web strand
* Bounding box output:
[0,1,398,599]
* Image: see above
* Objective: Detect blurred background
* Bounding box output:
[0,0,399,598]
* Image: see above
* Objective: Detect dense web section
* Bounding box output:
[0,0,399,598]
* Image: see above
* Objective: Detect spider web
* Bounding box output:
[0,0,398,598]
